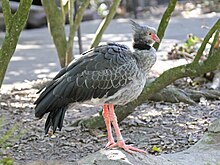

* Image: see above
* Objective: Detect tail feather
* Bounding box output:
[34,80,59,105]
[35,79,68,134]
[35,92,57,118]
[45,107,67,134]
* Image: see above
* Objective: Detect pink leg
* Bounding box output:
[102,104,115,148]
[108,104,146,154]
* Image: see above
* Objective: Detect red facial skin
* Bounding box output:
[151,33,160,43]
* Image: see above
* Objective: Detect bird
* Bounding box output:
[34,20,160,153]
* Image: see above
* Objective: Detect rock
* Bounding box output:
[82,9,101,21]
[77,149,176,165]
[26,4,47,29]
[211,70,220,89]
[208,119,220,133]
[77,118,220,165]
[26,160,77,165]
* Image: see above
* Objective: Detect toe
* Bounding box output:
[105,141,116,149]
[127,145,147,154]
[107,142,117,149]
[122,146,134,154]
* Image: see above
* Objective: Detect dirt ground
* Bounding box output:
[0,72,220,164]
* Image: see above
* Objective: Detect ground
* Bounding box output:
[0,79,220,164]
[0,5,220,164]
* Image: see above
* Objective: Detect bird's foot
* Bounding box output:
[105,135,116,148]
[107,140,146,154]
[105,139,116,149]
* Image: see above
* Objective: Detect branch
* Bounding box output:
[66,0,89,65]
[73,0,90,35]
[68,0,74,34]
[193,19,220,63]
[208,27,220,56]
[78,48,220,129]
[153,0,177,50]
[0,0,32,88]
[90,0,121,49]
[2,0,12,32]
[65,0,75,65]
[59,0,66,25]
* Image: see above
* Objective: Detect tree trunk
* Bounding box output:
[42,0,90,67]
[41,0,67,68]
[66,0,90,65]
[0,0,32,88]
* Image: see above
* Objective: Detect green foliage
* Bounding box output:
[0,130,18,149]
[0,117,24,165]
[180,34,202,54]
[0,157,13,165]
[151,145,161,153]
[168,34,203,60]
[184,34,201,48]
[97,2,110,17]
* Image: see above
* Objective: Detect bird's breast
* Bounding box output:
[102,73,146,105]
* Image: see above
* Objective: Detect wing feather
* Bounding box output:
[34,43,139,133]
[53,43,137,102]
[35,43,138,116]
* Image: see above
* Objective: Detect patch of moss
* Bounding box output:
[0,157,14,165]
[201,133,215,144]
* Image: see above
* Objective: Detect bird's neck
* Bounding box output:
[133,42,151,50]
[133,43,157,73]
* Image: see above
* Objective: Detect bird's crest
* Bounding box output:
[130,20,143,32]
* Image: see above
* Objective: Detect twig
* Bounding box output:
[153,0,177,50]
[193,19,220,63]
[90,0,122,49]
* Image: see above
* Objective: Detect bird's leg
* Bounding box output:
[108,104,146,154]
[102,104,115,148]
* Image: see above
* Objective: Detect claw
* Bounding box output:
[108,140,146,154]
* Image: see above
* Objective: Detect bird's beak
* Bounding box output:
[151,34,160,43]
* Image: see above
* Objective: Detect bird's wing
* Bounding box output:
[35,43,138,115]
[35,43,139,133]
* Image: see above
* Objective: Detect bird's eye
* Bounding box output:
[149,33,152,35]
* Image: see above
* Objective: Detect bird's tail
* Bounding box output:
[44,106,67,134]
[34,81,68,134]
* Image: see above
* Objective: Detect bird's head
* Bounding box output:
[131,20,160,47]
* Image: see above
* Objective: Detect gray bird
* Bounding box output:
[34,20,160,153]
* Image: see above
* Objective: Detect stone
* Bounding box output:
[27,4,47,29]
[76,118,220,165]
[208,119,220,133]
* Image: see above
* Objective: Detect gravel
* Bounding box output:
[0,80,220,164]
